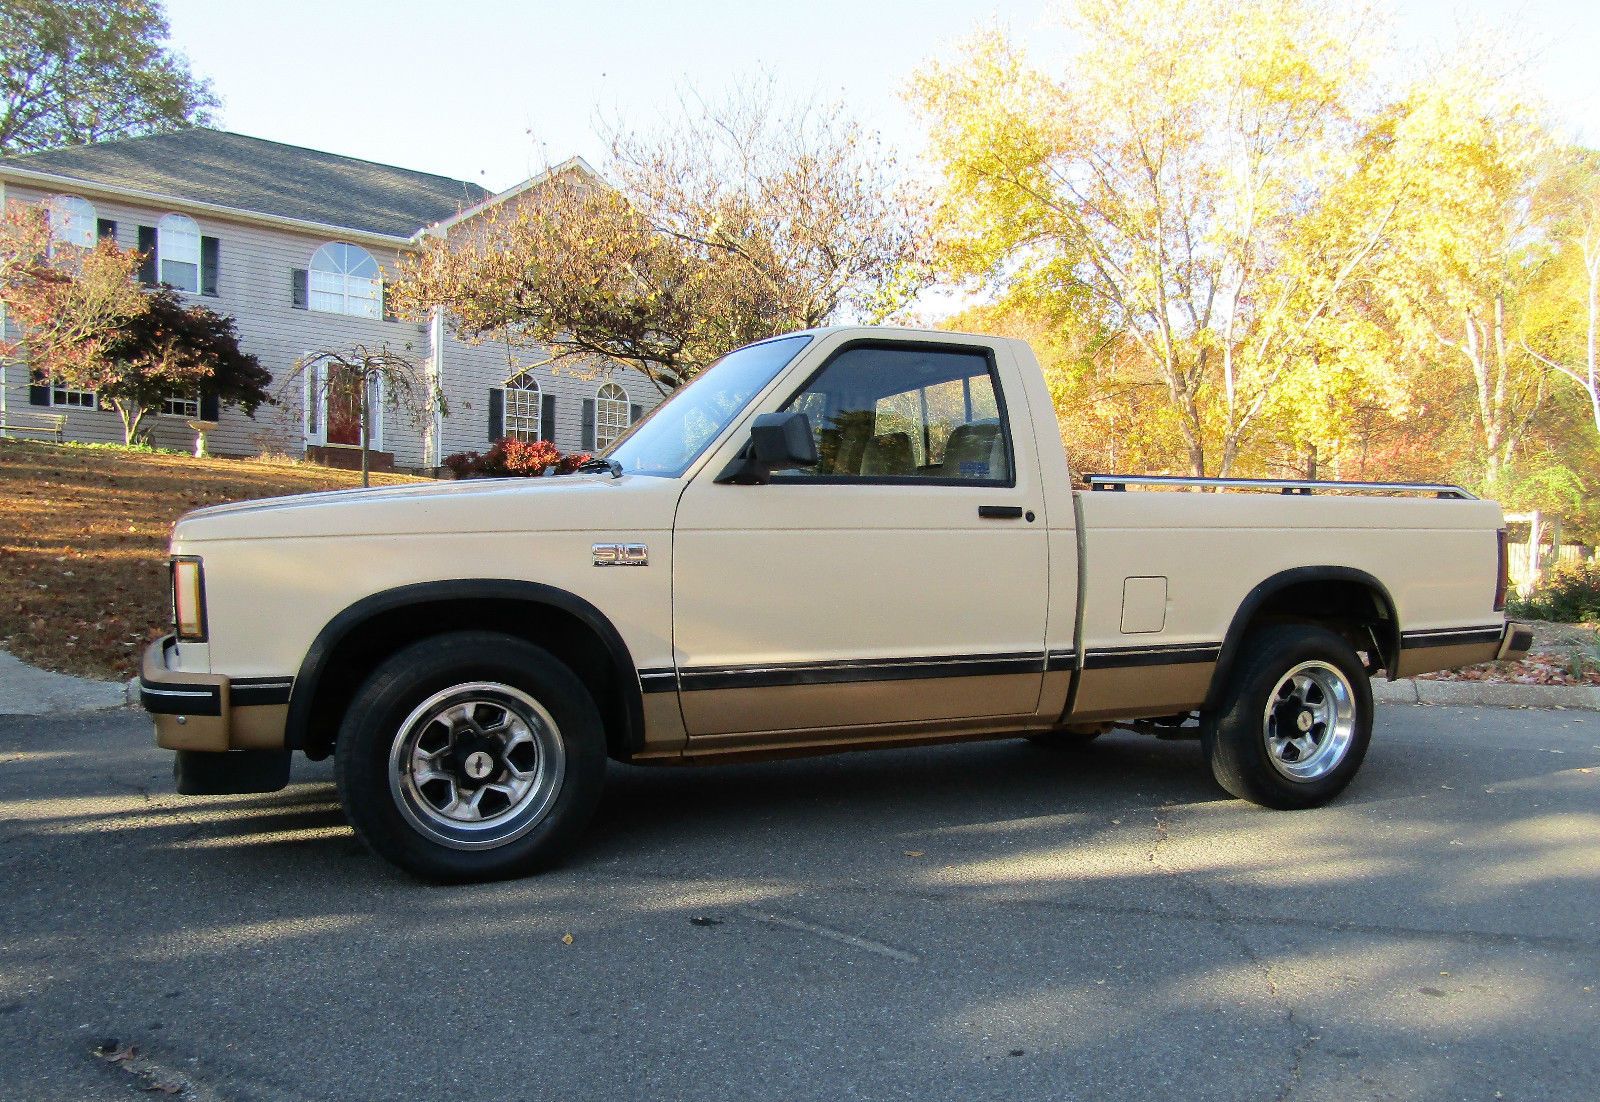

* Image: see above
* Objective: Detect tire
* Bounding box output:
[334,631,608,882]
[1202,623,1372,810]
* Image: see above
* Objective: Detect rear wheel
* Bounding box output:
[335,631,607,881]
[1203,624,1372,809]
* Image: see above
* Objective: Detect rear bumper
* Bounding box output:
[1496,620,1534,662]
[139,636,291,752]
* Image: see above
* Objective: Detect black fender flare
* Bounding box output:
[285,579,644,754]
[1204,566,1400,710]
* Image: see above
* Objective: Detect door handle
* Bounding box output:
[978,505,1025,520]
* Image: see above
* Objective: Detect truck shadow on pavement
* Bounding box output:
[1,709,1597,1102]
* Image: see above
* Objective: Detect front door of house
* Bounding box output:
[326,366,362,447]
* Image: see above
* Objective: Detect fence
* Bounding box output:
[1504,511,1594,594]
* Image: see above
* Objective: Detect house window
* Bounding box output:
[309,242,382,318]
[46,195,96,249]
[158,213,201,292]
[50,382,96,408]
[505,374,541,441]
[162,393,200,418]
[595,382,630,451]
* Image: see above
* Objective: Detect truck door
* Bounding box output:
[671,336,1050,746]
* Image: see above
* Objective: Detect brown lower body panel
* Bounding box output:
[1393,642,1499,679]
[680,671,1042,738]
[1067,661,1215,722]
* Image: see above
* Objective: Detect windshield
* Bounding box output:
[603,334,814,477]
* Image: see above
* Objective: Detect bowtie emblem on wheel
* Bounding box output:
[592,543,649,567]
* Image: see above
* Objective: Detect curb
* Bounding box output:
[1373,677,1600,711]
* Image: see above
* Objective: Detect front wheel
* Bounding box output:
[1203,624,1372,809]
[335,631,607,881]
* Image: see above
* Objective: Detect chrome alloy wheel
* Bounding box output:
[388,683,566,850]
[1261,660,1357,782]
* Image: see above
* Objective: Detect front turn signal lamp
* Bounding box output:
[171,556,208,641]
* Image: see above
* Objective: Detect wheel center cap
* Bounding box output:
[1295,710,1315,733]
[463,750,496,781]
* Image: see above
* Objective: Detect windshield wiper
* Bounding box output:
[577,456,623,478]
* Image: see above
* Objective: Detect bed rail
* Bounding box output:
[1083,474,1476,499]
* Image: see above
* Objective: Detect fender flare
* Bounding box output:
[285,579,644,754]
[1203,566,1400,710]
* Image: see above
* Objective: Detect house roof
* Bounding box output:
[0,129,492,238]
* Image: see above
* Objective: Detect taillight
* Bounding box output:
[1493,528,1508,612]
[171,556,208,641]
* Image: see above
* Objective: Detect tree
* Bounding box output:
[0,0,217,155]
[1521,148,1600,444]
[282,343,444,486]
[394,85,927,394]
[1361,58,1558,487]
[2,202,269,444]
[911,0,1404,476]
[1,200,147,385]
[93,286,271,444]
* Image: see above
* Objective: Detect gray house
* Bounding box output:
[0,129,661,469]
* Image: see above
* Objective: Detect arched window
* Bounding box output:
[309,242,382,318]
[594,382,630,452]
[158,213,201,291]
[46,195,96,249]
[505,373,541,441]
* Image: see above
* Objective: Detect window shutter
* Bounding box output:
[630,403,643,424]
[200,236,220,296]
[28,367,49,406]
[381,283,396,322]
[291,268,308,309]
[488,387,504,442]
[581,399,596,451]
[540,394,556,443]
[96,219,117,242]
[136,225,158,285]
[199,393,220,421]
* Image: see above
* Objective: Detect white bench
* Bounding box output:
[0,410,67,442]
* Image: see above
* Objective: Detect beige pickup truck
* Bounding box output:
[141,327,1530,880]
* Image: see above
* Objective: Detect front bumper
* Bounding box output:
[139,636,291,751]
[1496,620,1534,662]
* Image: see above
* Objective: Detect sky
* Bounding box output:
[164,0,1600,194]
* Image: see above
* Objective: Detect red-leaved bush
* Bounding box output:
[444,438,590,479]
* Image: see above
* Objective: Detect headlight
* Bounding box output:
[171,556,208,641]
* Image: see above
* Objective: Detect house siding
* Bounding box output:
[1,179,664,468]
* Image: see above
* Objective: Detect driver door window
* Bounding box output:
[776,346,1012,483]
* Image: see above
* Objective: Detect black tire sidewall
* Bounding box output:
[1206,624,1373,809]
[335,631,607,881]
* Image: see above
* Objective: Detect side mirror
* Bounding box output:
[715,411,818,484]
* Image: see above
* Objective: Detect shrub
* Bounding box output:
[443,439,583,479]
[1509,559,1600,624]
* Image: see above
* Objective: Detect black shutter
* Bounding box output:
[581,399,596,451]
[96,219,117,242]
[381,283,396,322]
[200,236,219,296]
[291,268,308,309]
[199,393,219,421]
[540,394,556,443]
[136,225,157,285]
[28,367,49,406]
[488,387,504,442]
[630,403,643,424]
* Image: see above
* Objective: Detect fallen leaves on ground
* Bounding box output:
[0,440,425,680]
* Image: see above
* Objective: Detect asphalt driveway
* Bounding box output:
[0,704,1596,1101]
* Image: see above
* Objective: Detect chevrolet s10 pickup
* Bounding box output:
[140,327,1531,880]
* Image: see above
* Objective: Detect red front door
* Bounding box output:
[326,366,362,446]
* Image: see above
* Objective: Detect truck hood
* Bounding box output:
[172,473,684,543]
